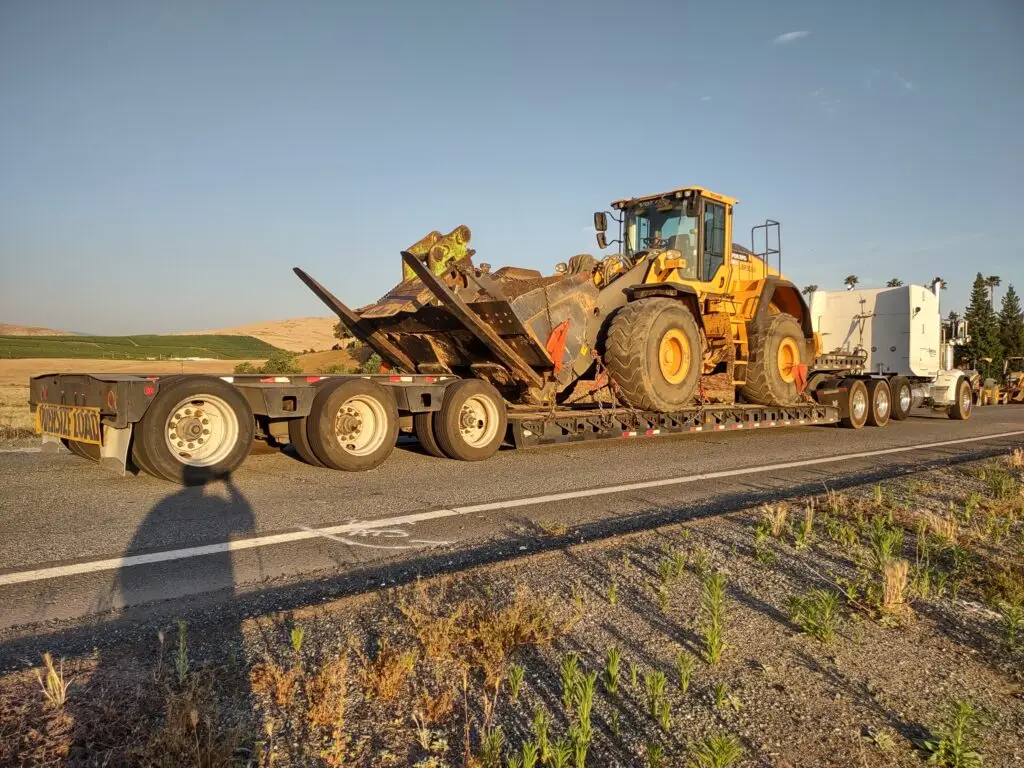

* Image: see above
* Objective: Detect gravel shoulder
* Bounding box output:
[1,453,1023,767]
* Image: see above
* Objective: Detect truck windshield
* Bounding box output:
[625,204,699,266]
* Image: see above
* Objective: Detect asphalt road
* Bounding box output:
[1,406,1022,643]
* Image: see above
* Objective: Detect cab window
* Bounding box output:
[703,202,726,282]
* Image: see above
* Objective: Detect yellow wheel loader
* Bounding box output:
[296,186,820,411]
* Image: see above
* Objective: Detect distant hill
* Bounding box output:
[0,324,75,336]
[179,316,338,352]
[0,334,281,360]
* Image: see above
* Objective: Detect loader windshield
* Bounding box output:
[625,203,698,275]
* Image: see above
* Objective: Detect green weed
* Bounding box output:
[788,589,841,643]
[676,650,696,694]
[914,700,987,768]
[687,730,744,768]
[700,572,727,665]
[603,646,621,696]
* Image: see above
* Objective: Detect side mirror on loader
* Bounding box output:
[593,211,608,232]
[596,232,608,249]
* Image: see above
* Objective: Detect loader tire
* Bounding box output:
[740,313,806,406]
[889,376,912,420]
[307,379,398,471]
[604,298,702,412]
[434,379,506,461]
[413,411,447,459]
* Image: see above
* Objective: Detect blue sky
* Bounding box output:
[1,0,1022,334]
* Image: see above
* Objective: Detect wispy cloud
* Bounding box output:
[773,30,809,45]
[892,71,914,91]
[700,95,712,102]
[810,89,823,98]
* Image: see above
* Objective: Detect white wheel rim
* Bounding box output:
[899,385,911,412]
[164,394,240,467]
[960,385,972,414]
[851,389,867,421]
[458,394,500,448]
[875,387,890,419]
[334,395,388,456]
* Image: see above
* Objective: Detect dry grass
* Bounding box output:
[537,520,569,537]
[882,559,910,615]
[0,384,33,438]
[356,638,417,702]
[304,656,350,731]
[761,502,789,538]
[181,316,339,352]
[922,510,959,546]
[1008,448,1024,470]
[250,659,301,709]
[34,653,72,710]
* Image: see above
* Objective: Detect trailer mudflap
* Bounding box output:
[509,403,838,448]
[40,424,132,476]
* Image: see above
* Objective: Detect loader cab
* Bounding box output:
[609,187,736,295]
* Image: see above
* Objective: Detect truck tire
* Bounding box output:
[948,376,973,421]
[434,379,507,461]
[889,376,912,420]
[307,378,398,471]
[63,439,99,461]
[288,415,327,467]
[413,411,447,458]
[133,375,254,484]
[865,378,891,427]
[740,313,806,406]
[839,378,869,429]
[604,298,702,412]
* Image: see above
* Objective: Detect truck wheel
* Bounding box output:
[839,378,869,429]
[287,415,326,467]
[63,439,100,461]
[307,379,398,471]
[865,379,891,427]
[134,375,254,484]
[434,379,507,461]
[413,411,447,458]
[604,298,702,412]
[889,376,912,420]
[948,376,973,421]
[740,313,806,406]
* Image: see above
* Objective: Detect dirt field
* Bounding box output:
[0,324,73,336]
[2,455,1022,767]
[182,316,338,353]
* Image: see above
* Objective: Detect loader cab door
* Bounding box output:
[699,199,730,293]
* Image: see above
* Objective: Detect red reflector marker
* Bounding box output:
[306,376,320,383]
[143,385,155,396]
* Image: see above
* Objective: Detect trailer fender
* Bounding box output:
[753,278,813,340]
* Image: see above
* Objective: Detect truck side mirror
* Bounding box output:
[596,232,608,249]
[685,196,700,218]
[593,212,608,232]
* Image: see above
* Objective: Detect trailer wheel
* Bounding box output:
[287,416,327,467]
[865,379,891,427]
[413,411,447,458]
[948,376,973,421]
[889,376,912,420]
[63,439,99,461]
[133,375,254,484]
[839,378,869,429]
[307,379,398,471]
[434,379,507,461]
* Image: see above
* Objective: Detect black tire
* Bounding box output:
[889,375,912,420]
[307,378,398,471]
[134,375,255,485]
[839,378,869,429]
[433,379,507,461]
[603,298,702,412]
[413,410,447,458]
[865,378,891,427]
[948,376,973,421]
[740,313,807,406]
[63,438,100,461]
[288,415,327,467]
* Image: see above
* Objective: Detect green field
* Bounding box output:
[0,334,281,360]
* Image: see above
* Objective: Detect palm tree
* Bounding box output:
[844,275,859,291]
[986,275,1001,305]
[886,278,903,287]
[931,277,947,290]
[802,284,818,296]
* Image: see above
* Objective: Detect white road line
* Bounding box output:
[0,429,1021,587]
[0,447,42,454]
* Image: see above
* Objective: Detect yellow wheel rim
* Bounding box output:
[777,337,800,383]
[658,329,691,385]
